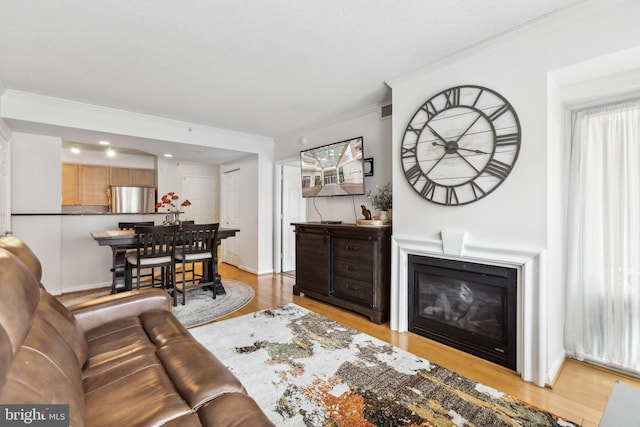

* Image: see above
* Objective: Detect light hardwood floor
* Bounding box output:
[60,263,640,426]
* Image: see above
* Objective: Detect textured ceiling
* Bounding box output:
[0,1,584,148]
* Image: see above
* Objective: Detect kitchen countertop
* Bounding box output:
[11,212,167,216]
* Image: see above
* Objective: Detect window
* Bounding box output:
[565,99,640,375]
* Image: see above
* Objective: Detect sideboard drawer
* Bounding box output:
[333,276,373,306]
[333,257,372,282]
[333,237,373,262]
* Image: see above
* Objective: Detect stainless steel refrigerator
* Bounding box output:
[109,186,156,213]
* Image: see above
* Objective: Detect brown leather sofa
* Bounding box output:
[0,236,274,427]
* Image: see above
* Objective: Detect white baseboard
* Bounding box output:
[546,349,567,386]
[52,281,111,296]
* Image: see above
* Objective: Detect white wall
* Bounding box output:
[11,132,62,213]
[388,0,640,384]
[275,106,392,223]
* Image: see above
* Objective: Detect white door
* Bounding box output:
[182,175,217,224]
[221,169,240,266]
[281,164,305,272]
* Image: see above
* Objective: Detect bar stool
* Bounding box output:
[125,225,179,305]
[107,221,156,294]
[174,223,219,305]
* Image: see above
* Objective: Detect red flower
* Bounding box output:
[157,192,192,212]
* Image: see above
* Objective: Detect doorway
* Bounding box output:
[221,168,241,267]
[276,160,306,275]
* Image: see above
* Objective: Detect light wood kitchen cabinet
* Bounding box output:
[133,168,155,187]
[109,167,133,186]
[63,163,156,206]
[108,167,154,187]
[79,165,109,205]
[61,163,78,206]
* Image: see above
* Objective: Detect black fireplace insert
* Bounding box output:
[408,255,517,370]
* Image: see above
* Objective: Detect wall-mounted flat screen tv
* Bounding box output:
[300,136,365,198]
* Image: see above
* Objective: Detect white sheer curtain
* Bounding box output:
[565,99,640,375]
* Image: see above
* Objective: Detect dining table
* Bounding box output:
[90,227,240,295]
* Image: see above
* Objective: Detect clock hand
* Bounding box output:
[425,152,447,176]
[426,124,449,145]
[454,113,483,144]
[455,152,480,174]
[457,146,490,155]
[431,141,490,155]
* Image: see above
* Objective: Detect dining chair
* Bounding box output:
[108,221,156,294]
[124,225,179,305]
[174,223,219,305]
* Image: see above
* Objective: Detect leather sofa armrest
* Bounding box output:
[69,288,171,333]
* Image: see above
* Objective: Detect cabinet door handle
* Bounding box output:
[345,284,360,291]
[345,245,359,251]
[345,265,359,271]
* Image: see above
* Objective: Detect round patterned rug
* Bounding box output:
[171,279,254,328]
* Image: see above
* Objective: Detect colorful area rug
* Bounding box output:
[171,279,254,327]
[190,303,579,426]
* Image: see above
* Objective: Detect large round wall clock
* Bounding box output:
[401,85,521,206]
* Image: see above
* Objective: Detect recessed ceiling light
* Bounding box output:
[164,153,173,158]
[98,140,110,146]
[106,149,116,157]
[71,146,80,154]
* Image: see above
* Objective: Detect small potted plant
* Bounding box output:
[367,182,392,222]
[156,192,192,224]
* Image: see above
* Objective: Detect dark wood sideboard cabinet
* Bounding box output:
[292,222,391,324]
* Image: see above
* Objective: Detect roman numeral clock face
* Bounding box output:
[401,85,521,205]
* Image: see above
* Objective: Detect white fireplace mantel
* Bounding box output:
[391,235,549,386]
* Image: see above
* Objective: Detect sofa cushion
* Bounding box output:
[141,309,194,347]
[83,316,157,378]
[162,413,204,427]
[157,339,246,410]
[84,361,192,427]
[198,392,275,426]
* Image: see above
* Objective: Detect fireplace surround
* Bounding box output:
[408,255,517,370]
[391,235,549,386]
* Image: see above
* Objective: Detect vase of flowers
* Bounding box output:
[156,192,192,225]
[367,182,392,223]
